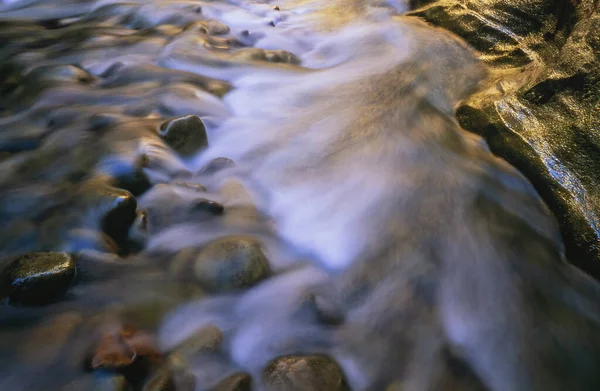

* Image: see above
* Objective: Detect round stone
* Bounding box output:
[199,158,235,175]
[193,237,271,293]
[0,252,77,305]
[263,355,348,391]
[159,115,208,157]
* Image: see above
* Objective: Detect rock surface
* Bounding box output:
[0,252,76,305]
[193,236,271,292]
[410,0,600,278]
[262,355,348,391]
[159,115,209,157]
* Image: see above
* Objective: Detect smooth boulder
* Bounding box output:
[0,252,76,305]
[193,237,271,292]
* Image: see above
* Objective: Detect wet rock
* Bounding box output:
[199,158,236,176]
[192,199,225,215]
[263,355,348,391]
[209,372,252,391]
[171,182,208,192]
[0,252,76,305]
[87,324,162,372]
[27,64,95,85]
[193,236,271,292]
[233,48,300,65]
[138,184,223,235]
[76,181,138,250]
[172,325,223,356]
[159,115,208,157]
[411,0,600,277]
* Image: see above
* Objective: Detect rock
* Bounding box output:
[159,115,208,157]
[263,355,348,391]
[171,182,208,192]
[0,252,76,305]
[138,184,224,235]
[172,324,223,356]
[199,157,236,175]
[27,64,95,85]
[192,199,225,215]
[209,372,252,391]
[76,181,138,250]
[193,237,271,292]
[410,0,600,278]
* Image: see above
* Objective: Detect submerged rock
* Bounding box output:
[0,252,76,305]
[159,115,208,157]
[193,237,271,293]
[199,157,236,176]
[263,355,348,391]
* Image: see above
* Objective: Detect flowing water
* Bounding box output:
[2,0,600,390]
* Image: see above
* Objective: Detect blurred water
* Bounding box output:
[1,0,600,391]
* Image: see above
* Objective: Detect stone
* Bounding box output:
[172,324,223,356]
[76,181,138,250]
[410,0,600,278]
[199,157,236,175]
[193,237,271,293]
[159,115,208,157]
[209,372,252,391]
[263,355,348,391]
[0,252,76,305]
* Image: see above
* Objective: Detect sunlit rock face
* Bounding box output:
[410,0,600,278]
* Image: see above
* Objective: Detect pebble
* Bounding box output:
[159,115,208,157]
[199,157,236,175]
[263,355,349,391]
[193,236,271,293]
[0,252,77,305]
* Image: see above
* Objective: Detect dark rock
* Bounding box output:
[199,158,236,176]
[159,115,208,157]
[411,0,600,278]
[193,236,271,292]
[76,181,138,250]
[0,252,76,305]
[209,372,252,391]
[263,355,348,391]
[192,199,225,215]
